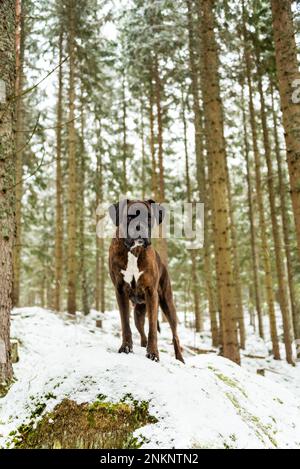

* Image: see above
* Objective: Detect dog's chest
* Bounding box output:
[121,252,144,285]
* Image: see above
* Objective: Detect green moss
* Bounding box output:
[11,396,157,449]
[214,372,248,398]
[225,392,278,447]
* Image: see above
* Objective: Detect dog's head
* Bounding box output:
[108,199,165,250]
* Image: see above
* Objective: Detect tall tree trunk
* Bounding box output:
[198,0,240,364]
[0,0,16,385]
[241,82,264,338]
[121,71,128,195]
[256,61,294,364]
[186,0,205,203]
[154,54,164,203]
[153,55,168,268]
[225,157,246,349]
[67,0,77,314]
[149,74,157,200]
[13,0,25,307]
[95,116,105,314]
[242,2,280,359]
[187,0,219,335]
[54,30,64,312]
[79,98,89,315]
[140,97,146,200]
[271,0,300,260]
[182,88,203,332]
[271,83,300,345]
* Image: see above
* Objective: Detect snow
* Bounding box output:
[0,307,300,449]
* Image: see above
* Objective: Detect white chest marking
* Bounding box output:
[121,252,144,285]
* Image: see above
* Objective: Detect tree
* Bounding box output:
[271,0,300,260]
[66,0,77,314]
[242,0,280,359]
[0,0,15,386]
[13,0,26,307]
[54,29,64,312]
[198,0,240,364]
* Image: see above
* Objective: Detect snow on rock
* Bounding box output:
[1,307,300,449]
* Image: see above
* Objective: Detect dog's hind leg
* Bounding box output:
[159,276,185,363]
[134,303,147,347]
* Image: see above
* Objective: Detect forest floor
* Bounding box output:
[0,307,300,449]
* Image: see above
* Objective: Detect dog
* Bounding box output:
[108,199,184,363]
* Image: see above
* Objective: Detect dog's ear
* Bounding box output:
[146,200,165,225]
[108,200,129,226]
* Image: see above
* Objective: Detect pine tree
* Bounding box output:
[66,0,77,314]
[198,0,240,364]
[54,28,64,312]
[13,0,26,307]
[271,0,300,260]
[0,0,16,386]
[242,0,280,359]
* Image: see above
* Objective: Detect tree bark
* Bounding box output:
[256,62,294,364]
[182,88,203,332]
[140,97,146,200]
[271,0,300,260]
[67,0,77,314]
[241,82,264,338]
[0,0,16,385]
[149,73,157,200]
[153,55,168,268]
[95,115,105,314]
[225,157,246,349]
[242,1,280,359]
[79,96,89,315]
[13,0,25,307]
[54,30,64,312]
[121,71,128,195]
[271,83,300,344]
[198,0,240,364]
[186,0,205,203]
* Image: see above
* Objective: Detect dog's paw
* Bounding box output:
[146,351,159,362]
[118,344,133,354]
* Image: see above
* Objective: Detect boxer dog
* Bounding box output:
[108,199,184,363]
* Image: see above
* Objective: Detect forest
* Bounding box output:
[0,0,300,451]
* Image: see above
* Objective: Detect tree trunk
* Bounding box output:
[271,0,300,260]
[140,97,146,200]
[198,0,240,364]
[54,30,64,312]
[153,55,168,269]
[271,83,300,343]
[186,0,205,203]
[256,63,294,364]
[225,157,246,349]
[67,0,77,314]
[0,0,15,385]
[242,1,280,359]
[182,88,203,332]
[13,0,25,307]
[149,74,157,200]
[79,97,89,315]
[241,82,264,338]
[95,116,105,314]
[121,71,128,195]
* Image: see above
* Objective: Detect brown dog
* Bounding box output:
[108,199,184,363]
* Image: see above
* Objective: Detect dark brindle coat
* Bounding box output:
[108,199,184,363]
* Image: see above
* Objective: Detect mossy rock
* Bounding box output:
[14,398,157,449]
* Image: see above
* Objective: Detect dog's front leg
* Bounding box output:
[145,287,159,362]
[116,286,133,354]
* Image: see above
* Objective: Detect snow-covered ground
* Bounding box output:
[0,307,300,449]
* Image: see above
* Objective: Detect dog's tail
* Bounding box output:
[157,320,161,334]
